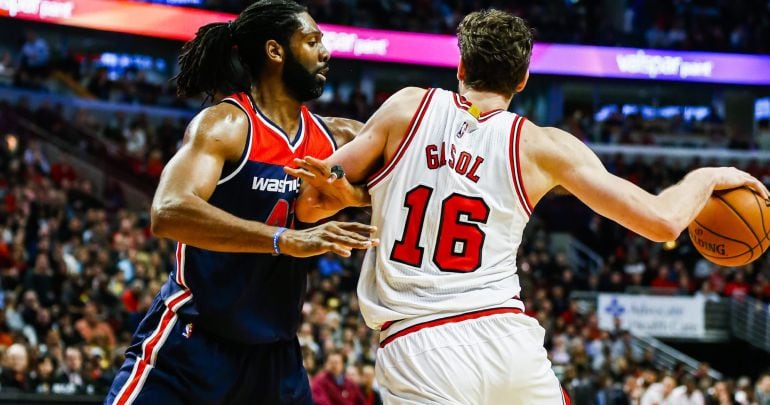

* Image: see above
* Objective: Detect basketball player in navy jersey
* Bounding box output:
[105,1,376,404]
[288,9,769,404]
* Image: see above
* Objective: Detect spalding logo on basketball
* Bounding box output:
[688,187,770,267]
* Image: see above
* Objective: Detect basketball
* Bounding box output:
[688,187,770,266]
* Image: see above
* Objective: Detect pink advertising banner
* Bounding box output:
[3,0,770,85]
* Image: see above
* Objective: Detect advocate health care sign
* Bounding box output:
[598,294,705,338]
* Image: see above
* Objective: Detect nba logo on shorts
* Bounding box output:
[183,323,194,338]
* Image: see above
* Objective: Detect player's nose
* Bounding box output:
[319,43,330,63]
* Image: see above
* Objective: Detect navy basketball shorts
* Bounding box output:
[105,292,312,404]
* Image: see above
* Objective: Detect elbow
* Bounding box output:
[295,205,323,224]
[150,196,186,238]
[648,218,682,242]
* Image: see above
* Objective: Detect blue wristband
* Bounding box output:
[273,227,287,256]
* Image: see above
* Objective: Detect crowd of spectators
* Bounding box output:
[140,0,770,54]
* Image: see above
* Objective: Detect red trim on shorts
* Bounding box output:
[508,116,532,216]
[379,307,523,348]
[114,290,192,405]
[367,88,435,188]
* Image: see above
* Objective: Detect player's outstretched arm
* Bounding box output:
[288,87,427,222]
[151,104,375,256]
[532,126,769,242]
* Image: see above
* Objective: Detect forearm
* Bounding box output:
[654,168,716,234]
[151,194,278,253]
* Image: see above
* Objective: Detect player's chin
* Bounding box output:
[309,84,325,99]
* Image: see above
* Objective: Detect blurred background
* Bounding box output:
[1,0,770,403]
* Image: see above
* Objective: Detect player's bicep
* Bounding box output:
[154,105,246,204]
[155,139,224,203]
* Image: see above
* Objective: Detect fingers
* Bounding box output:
[316,222,379,256]
[324,242,351,257]
[746,178,770,200]
[294,157,328,179]
[334,222,377,235]
[283,166,317,180]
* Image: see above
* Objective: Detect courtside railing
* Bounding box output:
[631,334,723,380]
[730,295,770,353]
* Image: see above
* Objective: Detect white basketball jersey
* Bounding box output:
[358,88,533,330]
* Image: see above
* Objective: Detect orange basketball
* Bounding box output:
[688,187,770,267]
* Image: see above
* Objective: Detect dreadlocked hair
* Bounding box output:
[174,0,307,98]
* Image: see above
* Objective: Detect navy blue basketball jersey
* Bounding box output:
[160,92,337,344]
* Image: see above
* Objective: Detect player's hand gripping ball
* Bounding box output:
[689,187,770,266]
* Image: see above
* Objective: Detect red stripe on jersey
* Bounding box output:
[367,88,436,188]
[508,116,532,216]
[379,307,523,348]
[453,93,472,110]
[478,110,504,122]
[453,93,503,122]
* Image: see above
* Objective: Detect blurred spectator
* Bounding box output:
[17,31,50,88]
[311,350,365,405]
[87,68,111,101]
[1,343,32,392]
[74,302,116,349]
[53,346,86,394]
[669,375,705,405]
[0,51,16,85]
[360,364,382,405]
[756,374,770,405]
[641,375,677,405]
[31,353,58,394]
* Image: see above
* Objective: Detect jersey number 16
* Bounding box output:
[390,185,490,273]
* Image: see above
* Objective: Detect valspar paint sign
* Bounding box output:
[615,50,713,79]
[598,294,705,338]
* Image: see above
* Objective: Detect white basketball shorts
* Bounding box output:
[375,308,570,405]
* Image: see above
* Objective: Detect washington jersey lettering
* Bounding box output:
[160,92,336,344]
[357,88,531,330]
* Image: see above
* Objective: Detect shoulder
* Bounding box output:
[520,120,584,167]
[183,102,249,160]
[317,116,363,147]
[373,87,429,125]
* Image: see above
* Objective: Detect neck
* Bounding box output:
[251,77,303,139]
[459,86,513,113]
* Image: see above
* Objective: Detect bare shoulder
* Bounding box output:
[374,87,428,124]
[520,121,585,169]
[184,102,249,160]
[318,117,363,147]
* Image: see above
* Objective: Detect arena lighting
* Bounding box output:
[3,0,770,85]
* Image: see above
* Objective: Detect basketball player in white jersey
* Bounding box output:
[286,9,769,405]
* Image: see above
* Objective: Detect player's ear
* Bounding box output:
[457,59,466,82]
[265,40,284,64]
[515,71,529,93]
